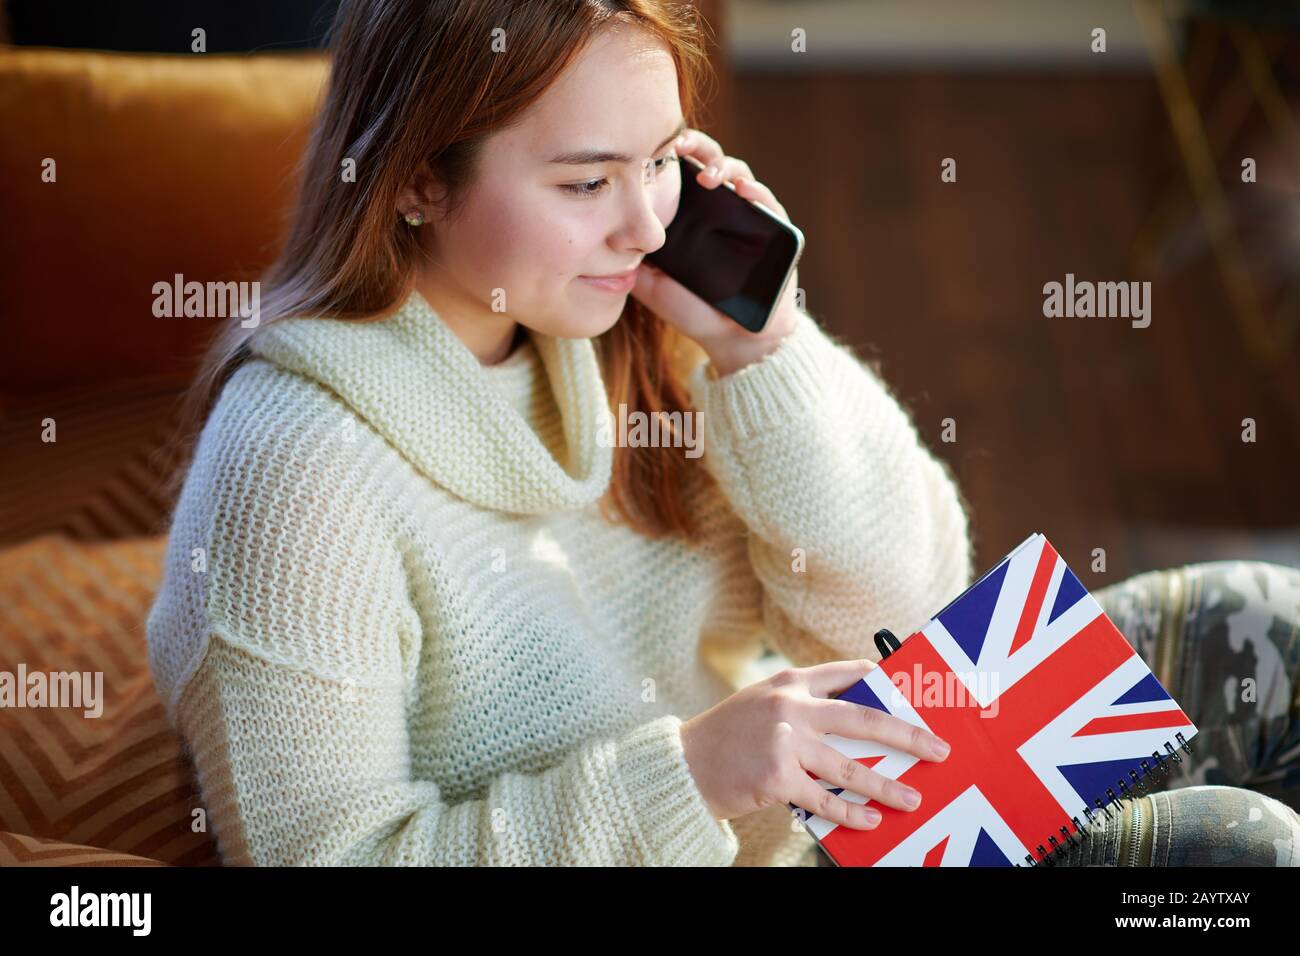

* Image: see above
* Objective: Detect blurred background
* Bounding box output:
[0,0,1298,867]
[725,0,1300,585]
[2,0,1298,586]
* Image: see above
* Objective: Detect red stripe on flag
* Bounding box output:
[924,836,949,867]
[1009,539,1059,655]
[1073,710,1192,737]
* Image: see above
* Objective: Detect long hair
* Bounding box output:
[161,0,720,540]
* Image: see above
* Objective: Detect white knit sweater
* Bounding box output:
[145,288,974,866]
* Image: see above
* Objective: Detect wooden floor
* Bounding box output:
[728,67,1300,585]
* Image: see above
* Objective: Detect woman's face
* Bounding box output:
[414,24,684,341]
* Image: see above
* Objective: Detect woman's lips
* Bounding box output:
[579,270,638,294]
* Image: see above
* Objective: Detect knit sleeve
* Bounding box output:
[166,418,737,866]
[178,635,740,866]
[687,309,976,669]
[149,374,739,867]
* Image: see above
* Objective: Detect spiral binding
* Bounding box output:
[1012,732,1195,866]
[871,629,1196,868]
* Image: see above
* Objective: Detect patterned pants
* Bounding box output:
[1049,560,1300,866]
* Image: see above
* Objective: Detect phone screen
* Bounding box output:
[646,155,805,333]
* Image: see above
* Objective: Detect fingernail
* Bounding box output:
[931,739,951,760]
[705,165,718,178]
[864,807,882,824]
[902,788,921,809]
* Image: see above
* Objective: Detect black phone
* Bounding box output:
[646,154,805,333]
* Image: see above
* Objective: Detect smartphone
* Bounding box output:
[646,154,805,333]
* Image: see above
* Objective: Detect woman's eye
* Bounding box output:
[561,154,677,199]
[561,178,608,198]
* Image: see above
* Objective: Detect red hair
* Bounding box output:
[163,0,722,541]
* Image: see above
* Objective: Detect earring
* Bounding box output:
[403,209,426,227]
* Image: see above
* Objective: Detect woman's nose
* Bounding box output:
[621,164,668,253]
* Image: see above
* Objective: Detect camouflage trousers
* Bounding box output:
[1049,560,1300,866]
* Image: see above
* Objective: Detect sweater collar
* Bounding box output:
[246,287,614,515]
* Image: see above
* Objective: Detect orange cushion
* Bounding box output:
[0,47,328,391]
[0,533,221,866]
[0,372,188,548]
[0,831,169,866]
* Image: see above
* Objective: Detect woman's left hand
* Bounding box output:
[631,127,802,377]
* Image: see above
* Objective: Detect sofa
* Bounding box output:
[0,46,330,866]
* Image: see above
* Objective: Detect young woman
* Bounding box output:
[146,0,1300,867]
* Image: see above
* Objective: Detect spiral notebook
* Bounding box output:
[790,531,1198,866]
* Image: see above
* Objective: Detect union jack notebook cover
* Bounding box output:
[790,531,1198,866]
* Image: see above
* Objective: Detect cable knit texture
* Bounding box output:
[145,287,974,867]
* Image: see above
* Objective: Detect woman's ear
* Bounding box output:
[395,165,450,224]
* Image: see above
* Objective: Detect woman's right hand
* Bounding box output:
[679,658,952,829]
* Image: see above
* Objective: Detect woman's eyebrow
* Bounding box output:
[547,119,687,166]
